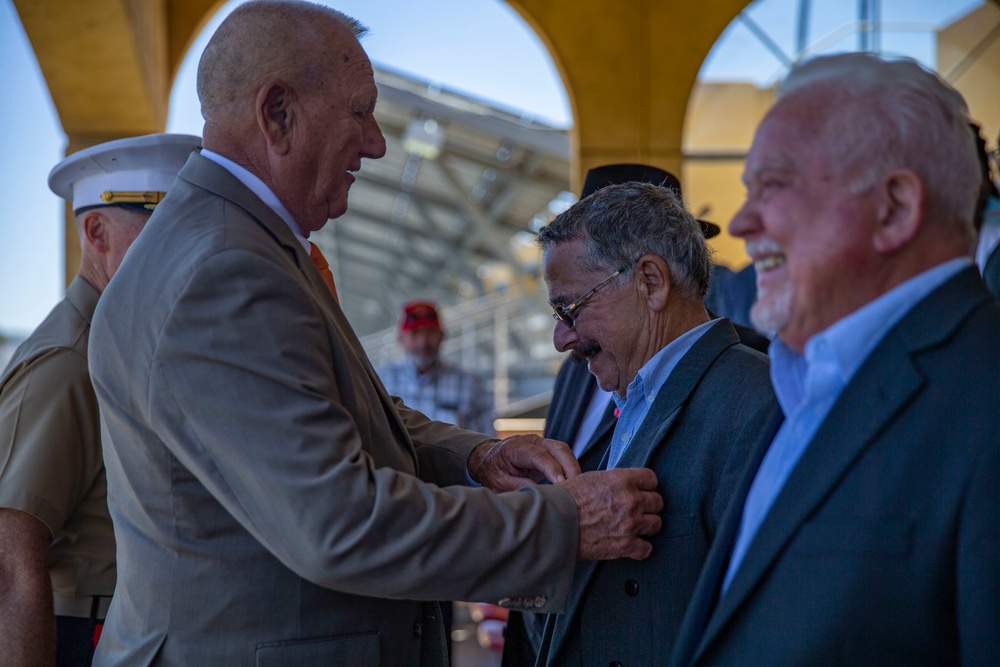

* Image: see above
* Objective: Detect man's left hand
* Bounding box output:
[468,435,581,492]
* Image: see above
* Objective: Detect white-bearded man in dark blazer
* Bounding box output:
[671,52,999,667]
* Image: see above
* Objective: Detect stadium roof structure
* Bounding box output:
[315,66,571,338]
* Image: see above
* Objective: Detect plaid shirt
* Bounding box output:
[376,359,495,435]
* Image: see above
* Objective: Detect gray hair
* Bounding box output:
[538,182,713,300]
[197,0,368,119]
[778,52,978,240]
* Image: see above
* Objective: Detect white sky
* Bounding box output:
[0,0,986,338]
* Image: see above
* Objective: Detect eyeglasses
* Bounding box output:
[550,268,623,328]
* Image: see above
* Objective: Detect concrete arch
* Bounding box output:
[12,0,753,278]
[508,0,748,193]
[13,0,752,182]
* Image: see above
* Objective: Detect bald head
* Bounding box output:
[197,0,366,123]
[193,0,385,232]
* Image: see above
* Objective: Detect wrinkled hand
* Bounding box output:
[560,468,663,560]
[468,435,581,492]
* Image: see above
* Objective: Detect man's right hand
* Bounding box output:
[559,468,663,560]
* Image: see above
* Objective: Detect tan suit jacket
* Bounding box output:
[89,153,578,666]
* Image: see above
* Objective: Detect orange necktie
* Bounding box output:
[309,242,339,303]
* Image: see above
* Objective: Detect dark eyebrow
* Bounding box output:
[547,292,572,308]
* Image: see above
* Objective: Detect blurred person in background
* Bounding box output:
[376,299,495,662]
[972,123,1000,299]
[377,300,494,435]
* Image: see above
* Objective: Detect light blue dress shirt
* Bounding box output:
[607,319,716,469]
[721,257,972,592]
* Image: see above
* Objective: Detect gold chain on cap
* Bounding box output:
[100,190,166,210]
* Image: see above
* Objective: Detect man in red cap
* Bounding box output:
[378,300,494,439]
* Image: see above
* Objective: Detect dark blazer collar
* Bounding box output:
[615,318,740,470]
[579,400,616,466]
[692,267,993,661]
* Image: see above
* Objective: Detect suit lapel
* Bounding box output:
[544,319,740,664]
[180,155,418,467]
[699,340,924,648]
[693,268,991,660]
[669,408,782,667]
[615,319,739,470]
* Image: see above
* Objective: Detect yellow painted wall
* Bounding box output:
[683,83,777,268]
[938,4,1000,143]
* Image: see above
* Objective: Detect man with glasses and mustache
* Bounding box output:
[530,181,777,665]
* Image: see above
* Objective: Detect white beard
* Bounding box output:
[750,282,791,336]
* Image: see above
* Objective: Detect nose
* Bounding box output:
[728,198,759,240]
[552,319,577,353]
[363,116,387,159]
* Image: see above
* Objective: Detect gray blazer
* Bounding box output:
[535,319,779,666]
[89,153,579,666]
[671,267,1000,667]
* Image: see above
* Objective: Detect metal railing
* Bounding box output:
[359,286,564,417]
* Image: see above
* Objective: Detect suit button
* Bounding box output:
[609,662,624,667]
[624,580,639,596]
[413,621,422,637]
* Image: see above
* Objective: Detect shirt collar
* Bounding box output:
[770,257,971,416]
[613,318,716,410]
[201,149,310,252]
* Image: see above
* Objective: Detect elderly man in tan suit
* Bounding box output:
[88,2,663,665]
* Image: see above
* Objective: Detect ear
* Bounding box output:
[634,254,671,312]
[872,169,923,254]
[80,211,109,253]
[255,80,295,155]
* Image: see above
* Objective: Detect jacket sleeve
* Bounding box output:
[145,247,579,610]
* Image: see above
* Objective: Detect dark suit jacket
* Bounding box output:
[503,318,772,667]
[501,360,618,667]
[89,154,580,667]
[706,264,758,330]
[671,267,1000,667]
[543,319,769,473]
[534,319,779,666]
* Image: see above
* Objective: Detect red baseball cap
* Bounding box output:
[399,301,442,332]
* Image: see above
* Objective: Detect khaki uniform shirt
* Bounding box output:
[0,276,115,599]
